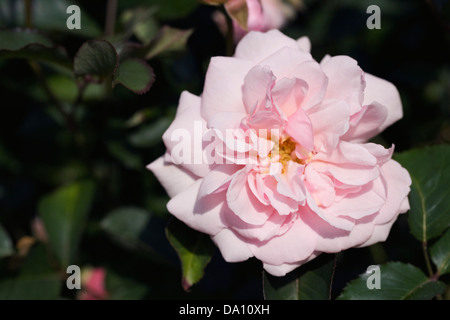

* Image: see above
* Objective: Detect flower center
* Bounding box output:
[269,137,308,174]
[278,138,298,165]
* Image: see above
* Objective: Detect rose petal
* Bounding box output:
[357,217,396,248]
[264,175,300,215]
[363,73,403,132]
[197,164,243,199]
[308,211,376,253]
[221,206,293,242]
[226,167,273,225]
[313,141,377,166]
[310,160,380,186]
[167,180,226,235]
[373,159,411,224]
[285,107,314,151]
[297,36,311,53]
[248,213,318,265]
[234,29,300,63]
[208,111,246,132]
[320,55,365,116]
[304,167,335,208]
[341,102,389,143]
[147,156,198,198]
[307,99,350,152]
[361,143,394,165]
[242,65,276,113]
[272,77,308,118]
[212,228,254,262]
[201,57,254,120]
[290,61,328,111]
[162,91,211,177]
[322,179,386,220]
[257,46,312,79]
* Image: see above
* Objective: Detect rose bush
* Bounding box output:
[148,30,411,276]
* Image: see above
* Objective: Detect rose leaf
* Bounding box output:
[74,40,118,78]
[165,218,216,292]
[394,145,450,241]
[38,180,95,268]
[113,58,155,95]
[430,228,450,276]
[338,262,445,300]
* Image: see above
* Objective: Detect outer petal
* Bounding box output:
[363,73,403,132]
[373,159,411,224]
[320,55,365,116]
[162,91,211,177]
[201,57,254,120]
[322,217,376,252]
[147,156,198,198]
[167,180,226,236]
[357,217,396,248]
[341,102,389,143]
[256,46,312,80]
[234,29,300,63]
[212,228,254,262]
[248,213,318,265]
[262,252,321,277]
[263,262,302,277]
[297,36,311,53]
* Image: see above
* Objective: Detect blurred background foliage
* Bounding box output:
[0,0,448,299]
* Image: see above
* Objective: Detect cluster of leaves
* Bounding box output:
[0,0,449,300]
[0,0,200,300]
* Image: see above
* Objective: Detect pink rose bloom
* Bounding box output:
[214,0,297,42]
[148,30,411,276]
[78,267,108,300]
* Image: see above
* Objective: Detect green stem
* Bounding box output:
[368,243,388,265]
[73,80,88,111]
[24,0,32,28]
[422,240,434,278]
[224,6,235,56]
[28,61,76,131]
[104,0,118,37]
[328,254,337,300]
